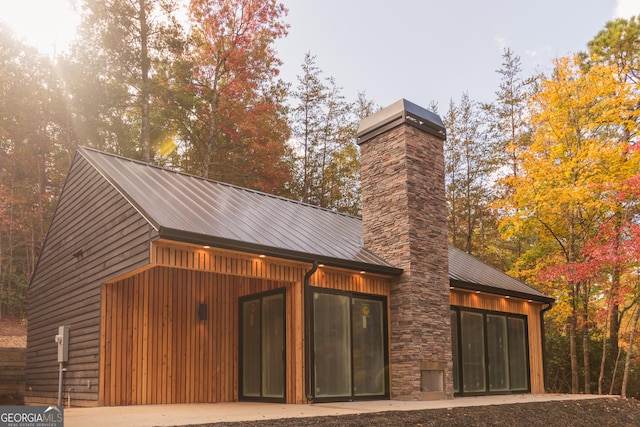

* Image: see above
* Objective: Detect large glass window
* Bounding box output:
[451,307,530,395]
[461,311,486,393]
[312,290,388,400]
[451,310,460,393]
[352,298,386,396]
[240,291,285,402]
[313,293,352,398]
[508,317,529,391]
[487,315,509,391]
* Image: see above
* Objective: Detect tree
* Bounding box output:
[484,48,535,275]
[443,93,497,261]
[289,53,368,214]
[0,25,69,317]
[61,0,184,161]
[585,16,640,359]
[173,0,292,194]
[498,55,640,393]
[587,16,640,85]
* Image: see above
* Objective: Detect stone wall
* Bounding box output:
[358,100,453,400]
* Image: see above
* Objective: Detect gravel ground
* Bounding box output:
[0,317,26,348]
[187,398,640,427]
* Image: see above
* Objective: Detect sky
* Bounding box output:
[2,0,640,111]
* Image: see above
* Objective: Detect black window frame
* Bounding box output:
[309,287,390,402]
[238,288,287,403]
[451,306,531,396]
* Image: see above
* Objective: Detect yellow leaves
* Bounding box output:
[499,53,640,273]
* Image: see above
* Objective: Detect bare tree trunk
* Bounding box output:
[139,0,151,162]
[570,309,579,393]
[622,304,640,398]
[598,304,610,394]
[609,345,623,395]
[582,282,591,394]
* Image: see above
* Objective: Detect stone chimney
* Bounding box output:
[357,99,452,400]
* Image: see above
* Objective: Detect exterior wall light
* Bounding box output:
[198,303,207,321]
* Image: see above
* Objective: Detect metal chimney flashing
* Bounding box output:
[356,99,446,144]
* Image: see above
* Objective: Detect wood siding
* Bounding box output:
[99,241,392,405]
[450,290,548,394]
[27,154,156,407]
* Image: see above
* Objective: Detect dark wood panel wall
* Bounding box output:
[26,154,156,407]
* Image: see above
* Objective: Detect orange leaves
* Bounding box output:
[180,0,291,193]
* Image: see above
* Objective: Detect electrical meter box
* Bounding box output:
[55,325,69,363]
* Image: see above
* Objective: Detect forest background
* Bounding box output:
[1,0,640,400]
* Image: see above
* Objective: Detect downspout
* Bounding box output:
[304,261,319,402]
[540,301,554,392]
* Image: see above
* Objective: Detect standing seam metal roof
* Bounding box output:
[78,146,552,301]
[448,246,552,302]
[77,146,399,274]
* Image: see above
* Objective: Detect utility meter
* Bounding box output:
[55,325,69,363]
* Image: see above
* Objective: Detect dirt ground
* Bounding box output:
[0,317,27,348]
[191,398,640,427]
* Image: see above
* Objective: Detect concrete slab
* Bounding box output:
[63,394,611,427]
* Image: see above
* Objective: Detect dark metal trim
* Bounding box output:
[357,101,446,145]
[158,228,404,276]
[450,279,555,304]
[304,262,318,402]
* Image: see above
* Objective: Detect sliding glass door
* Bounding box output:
[240,291,285,402]
[313,293,351,398]
[312,290,388,401]
[451,307,530,395]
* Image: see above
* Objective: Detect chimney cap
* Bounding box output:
[357,99,446,144]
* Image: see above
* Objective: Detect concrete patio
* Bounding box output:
[64,394,610,427]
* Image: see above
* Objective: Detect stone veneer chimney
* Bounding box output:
[357,99,452,400]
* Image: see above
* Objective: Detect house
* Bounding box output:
[26,99,553,407]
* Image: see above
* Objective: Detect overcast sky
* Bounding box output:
[2,0,640,111]
[275,0,640,110]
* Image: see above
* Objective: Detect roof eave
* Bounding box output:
[158,227,404,277]
[449,279,554,304]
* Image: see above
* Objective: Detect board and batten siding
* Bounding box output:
[99,241,392,405]
[100,268,298,405]
[449,290,547,394]
[27,153,156,407]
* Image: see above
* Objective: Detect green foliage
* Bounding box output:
[289,53,370,215]
[586,15,640,84]
[60,0,185,161]
[443,92,501,265]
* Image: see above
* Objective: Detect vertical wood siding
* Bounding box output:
[100,267,304,405]
[450,290,547,394]
[100,241,393,405]
[27,154,156,407]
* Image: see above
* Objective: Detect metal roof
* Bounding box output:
[78,146,402,275]
[448,246,553,303]
[77,146,552,301]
